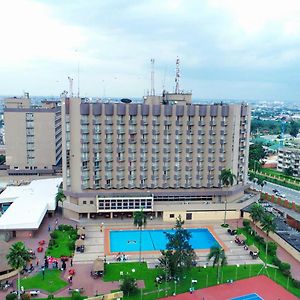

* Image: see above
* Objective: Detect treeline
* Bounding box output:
[251,119,300,137]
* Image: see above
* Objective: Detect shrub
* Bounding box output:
[221,223,229,228]
[71,291,82,300]
[272,256,281,267]
[267,242,277,256]
[120,275,139,296]
[6,294,17,300]
[47,295,54,299]
[21,293,31,300]
[243,220,250,227]
[293,279,300,288]
[279,262,291,276]
[50,231,58,239]
[58,224,74,232]
[68,241,75,251]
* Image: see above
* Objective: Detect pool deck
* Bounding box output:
[73,218,262,268]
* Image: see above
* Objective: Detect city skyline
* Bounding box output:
[1,0,300,101]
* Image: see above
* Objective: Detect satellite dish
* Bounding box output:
[121,98,132,104]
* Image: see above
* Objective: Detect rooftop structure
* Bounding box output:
[0,178,62,236]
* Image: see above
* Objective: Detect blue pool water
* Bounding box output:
[110,228,219,252]
[231,293,263,300]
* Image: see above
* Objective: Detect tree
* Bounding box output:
[55,189,65,208]
[249,203,265,231]
[289,120,300,138]
[248,173,257,189]
[220,169,237,225]
[133,208,147,263]
[256,177,266,193]
[249,159,262,173]
[120,275,138,296]
[284,166,294,177]
[260,213,277,262]
[249,143,266,162]
[0,154,5,165]
[6,242,31,300]
[159,216,196,279]
[207,246,227,284]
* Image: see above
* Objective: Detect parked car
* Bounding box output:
[272,189,279,193]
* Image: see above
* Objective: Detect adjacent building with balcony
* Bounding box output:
[61,95,251,221]
[4,95,62,175]
[277,147,300,177]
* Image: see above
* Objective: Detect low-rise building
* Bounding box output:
[277,147,300,177]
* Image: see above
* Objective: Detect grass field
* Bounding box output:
[20,269,68,293]
[46,228,76,258]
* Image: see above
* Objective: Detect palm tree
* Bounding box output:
[248,173,256,189]
[6,242,31,300]
[260,213,276,262]
[207,246,227,284]
[55,188,65,208]
[249,203,264,231]
[220,169,237,225]
[133,208,147,263]
[256,177,266,194]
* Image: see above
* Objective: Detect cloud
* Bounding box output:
[0,0,300,101]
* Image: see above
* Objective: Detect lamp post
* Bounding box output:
[173,280,177,296]
[236,264,240,280]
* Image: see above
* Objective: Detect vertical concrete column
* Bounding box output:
[110,212,113,219]
[155,211,158,218]
[87,213,90,219]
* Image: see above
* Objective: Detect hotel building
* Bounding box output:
[4,96,62,175]
[61,95,251,221]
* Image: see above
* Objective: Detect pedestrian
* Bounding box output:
[36,258,39,266]
[70,258,73,267]
[100,222,104,232]
[42,267,45,280]
[48,224,51,232]
[55,218,58,229]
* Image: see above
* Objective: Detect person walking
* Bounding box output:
[70,258,73,267]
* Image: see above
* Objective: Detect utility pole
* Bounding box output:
[150,58,155,96]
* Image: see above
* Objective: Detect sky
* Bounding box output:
[1,0,300,101]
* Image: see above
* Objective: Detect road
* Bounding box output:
[251,181,300,205]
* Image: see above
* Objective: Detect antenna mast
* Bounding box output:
[175,57,180,94]
[150,58,155,96]
[68,77,73,97]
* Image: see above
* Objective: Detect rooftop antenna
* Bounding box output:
[68,77,73,97]
[175,57,180,94]
[150,58,155,96]
[75,49,80,97]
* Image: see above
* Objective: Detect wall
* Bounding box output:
[163,210,240,222]
[243,212,300,262]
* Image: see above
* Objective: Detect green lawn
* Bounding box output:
[260,168,300,184]
[20,269,68,293]
[46,228,76,258]
[104,262,272,300]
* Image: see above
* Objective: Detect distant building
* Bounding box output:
[3,94,62,175]
[61,95,251,221]
[277,147,300,177]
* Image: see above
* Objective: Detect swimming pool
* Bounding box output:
[231,293,263,300]
[109,228,220,253]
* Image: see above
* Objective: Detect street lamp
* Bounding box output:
[173,280,177,296]
[236,264,240,280]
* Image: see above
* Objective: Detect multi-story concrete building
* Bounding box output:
[61,95,251,221]
[277,147,300,177]
[4,96,62,175]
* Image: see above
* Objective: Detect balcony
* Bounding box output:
[117,174,125,180]
[175,129,183,135]
[117,127,125,134]
[105,156,113,162]
[197,148,204,153]
[152,120,160,126]
[105,138,113,144]
[117,119,125,125]
[175,138,182,144]
[105,128,113,134]
[209,130,216,135]
[164,139,171,144]
[105,119,113,125]
[176,119,183,126]
[129,156,136,162]
[208,157,215,162]
[141,138,148,144]
[186,156,193,162]
[209,139,216,145]
[221,120,228,126]
[128,147,136,153]
[81,128,89,134]
[93,137,101,144]
[93,128,101,134]
[175,156,182,162]
[80,119,89,125]
[152,147,159,153]
[152,157,159,162]
[117,147,125,153]
[198,130,205,135]
[105,147,113,153]
[174,165,181,171]
[140,119,148,126]
[197,157,204,162]
[198,120,205,126]
[81,156,89,162]
[186,139,193,144]
[175,147,182,153]
[117,138,125,144]
[105,165,113,171]
[93,119,101,125]
[210,121,216,126]
[140,128,148,135]
[80,138,89,144]
[163,157,170,162]
[129,138,137,144]
[140,165,148,172]
[129,119,137,125]
[164,120,172,126]
[152,139,159,144]
[198,139,205,145]
[140,156,148,162]
[93,156,101,162]
[152,129,160,135]
[129,128,137,134]
[117,156,125,162]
